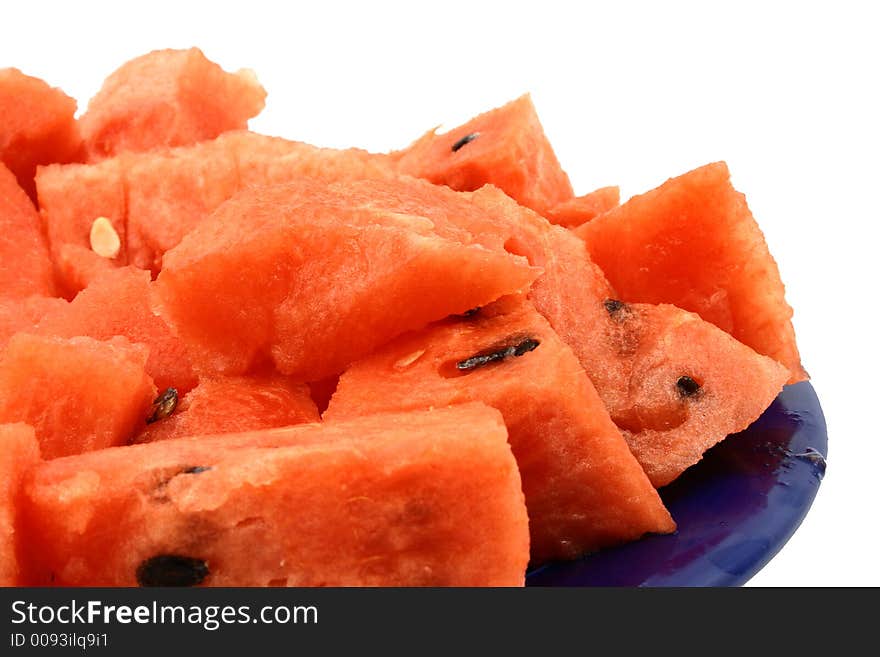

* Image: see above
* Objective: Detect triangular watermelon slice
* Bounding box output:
[599,301,790,487]
[326,297,675,563]
[393,94,574,214]
[22,403,529,586]
[156,180,537,380]
[575,162,806,383]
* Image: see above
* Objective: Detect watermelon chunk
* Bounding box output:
[394,94,573,214]
[599,301,789,487]
[37,157,128,296]
[79,48,266,159]
[0,334,155,459]
[225,131,397,189]
[156,181,537,380]
[544,185,620,227]
[0,423,41,585]
[0,163,55,298]
[134,374,319,444]
[36,131,398,291]
[0,296,67,349]
[0,68,81,200]
[575,162,806,383]
[125,140,240,273]
[34,267,197,393]
[21,403,529,586]
[327,297,674,562]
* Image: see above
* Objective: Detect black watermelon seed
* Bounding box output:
[136,555,209,587]
[182,466,211,475]
[604,298,627,315]
[459,307,481,318]
[146,387,178,424]
[676,376,701,398]
[513,338,540,356]
[457,337,540,372]
[451,132,480,152]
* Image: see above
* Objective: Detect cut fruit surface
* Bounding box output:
[79,48,266,159]
[327,297,674,562]
[0,334,155,459]
[156,180,537,379]
[596,301,789,487]
[394,94,573,214]
[35,267,197,393]
[0,423,41,585]
[0,68,81,200]
[576,162,805,383]
[134,374,319,443]
[22,403,529,586]
[0,163,55,299]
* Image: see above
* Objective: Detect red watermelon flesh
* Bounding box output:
[125,140,239,274]
[79,48,266,160]
[0,296,67,349]
[36,131,398,292]
[155,181,537,380]
[394,94,574,214]
[327,297,674,562]
[134,374,319,444]
[367,180,789,487]
[34,267,197,393]
[575,162,806,383]
[21,403,529,586]
[0,163,55,298]
[0,423,41,585]
[225,131,397,189]
[0,68,82,200]
[302,177,624,401]
[0,334,156,460]
[599,301,789,487]
[52,244,119,299]
[37,157,128,296]
[544,185,620,227]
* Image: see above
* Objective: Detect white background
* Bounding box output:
[3,1,877,586]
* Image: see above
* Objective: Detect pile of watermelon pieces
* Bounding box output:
[0,48,805,587]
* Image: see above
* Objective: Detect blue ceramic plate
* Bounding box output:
[526,381,827,586]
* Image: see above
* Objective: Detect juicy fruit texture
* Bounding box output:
[576,162,806,383]
[394,94,574,214]
[0,334,155,459]
[37,157,127,296]
[461,185,621,385]
[0,163,55,298]
[0,296,68,349]
[156,181,537,380]
[22,404,529,586]
[0,424,41,585]
[0,68,81,199]
[134,374,320,443]
[36,131,397,289]
[327,298,674,562]
[544,186,620,227]
[34,267,197,393]
[228,131,397,189]
[79,48,266,159]
[598,301,789,487]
